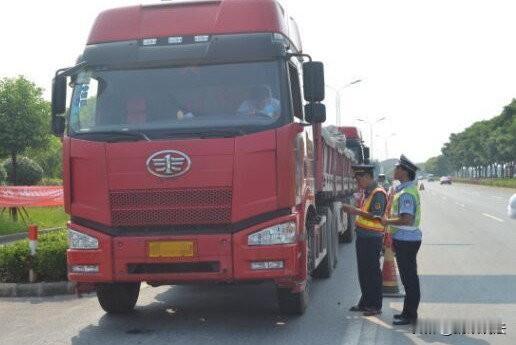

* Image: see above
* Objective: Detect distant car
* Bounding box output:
[427,174,435,182]
[440,176,452,185]
[508,194,516,219]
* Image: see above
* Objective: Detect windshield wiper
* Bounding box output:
[73,130,151,142]
[156,128,246,139]
[195,128,246,138]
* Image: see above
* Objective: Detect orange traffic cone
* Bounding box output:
[382,232,404,297]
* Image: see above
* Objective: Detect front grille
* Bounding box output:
[127,262,220,274]
[110,188,232,226]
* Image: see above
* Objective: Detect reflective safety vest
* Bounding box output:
[355,187,387,232]
[388,183,421,233]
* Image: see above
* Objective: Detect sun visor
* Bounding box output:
[81,33,287,68]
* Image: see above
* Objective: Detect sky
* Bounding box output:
[1,0,515,163]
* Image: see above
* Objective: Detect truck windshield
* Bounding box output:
[68,61,287,139]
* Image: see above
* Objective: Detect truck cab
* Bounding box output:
[51,0,346,315]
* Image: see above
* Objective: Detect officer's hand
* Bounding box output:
[380,216,388,226]
[342,204,355,214]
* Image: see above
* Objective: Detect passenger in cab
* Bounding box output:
[237,85,280,118]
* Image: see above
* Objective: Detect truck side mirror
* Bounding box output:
[305,103,326,124]
[363,146,370,164]
[302,61,325,102]
[52,116,65,137]
[51,74,67,136]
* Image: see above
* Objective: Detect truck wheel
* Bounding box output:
[330,205,339,268]
[338,209,349,243]
[313,208,334,279]
[277,287,308,315]
[277,216,315,315]
[96,282,140,314]
[340,214,355,243]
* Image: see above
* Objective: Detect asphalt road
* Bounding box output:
[1,182,515,345]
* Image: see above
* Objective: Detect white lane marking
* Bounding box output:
[441,196,447,201]
[492,196,503,199]
[455,202,465,207]
[482,213,504,223]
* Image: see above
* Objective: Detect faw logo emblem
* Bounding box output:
[146,150,191,178]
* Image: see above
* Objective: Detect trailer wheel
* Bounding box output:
[313,208,334,279]
[96,282,140,314]
[330,204,340,267]
[340,214,355,243]
[338,209,349,243]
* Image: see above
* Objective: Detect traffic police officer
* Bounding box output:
[381,155,422,325]
[377,173,389,191]
[342,164,387,316]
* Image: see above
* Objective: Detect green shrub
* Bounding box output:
[34,231,68,282]
[0,164,6,184]
[0,241,30,283]
[0,230,68,283]
[39,177,63,186]
[2,156,44,185]
[25,136,63,179]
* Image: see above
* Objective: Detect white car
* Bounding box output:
[440,176,452,185]
[508,194,516,219]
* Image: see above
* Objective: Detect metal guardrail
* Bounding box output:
[0,227,65,245]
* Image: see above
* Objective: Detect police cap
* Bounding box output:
[395,154,419,173]
[351,164,375,176]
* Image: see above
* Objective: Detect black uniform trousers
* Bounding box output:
[393,239,422,319]
[355,233,383,310]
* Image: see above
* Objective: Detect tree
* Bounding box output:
[0,76,51,220]
[0,76,50,184]
[424,155,452,176]
[440,99,515,178]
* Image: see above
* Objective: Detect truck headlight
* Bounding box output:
[248,222,296,246]
[68,229,99,249]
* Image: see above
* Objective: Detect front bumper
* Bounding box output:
[67,213,303,286]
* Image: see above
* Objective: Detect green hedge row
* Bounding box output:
[0,230,68,283]
[454,177,516,189]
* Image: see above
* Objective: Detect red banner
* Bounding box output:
[0,186,64,208]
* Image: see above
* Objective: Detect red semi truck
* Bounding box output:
[51,0,360,315]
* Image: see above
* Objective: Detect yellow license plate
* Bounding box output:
[148,241,195,258]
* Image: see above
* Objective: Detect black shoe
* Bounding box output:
[393,313,407,320]
[393,317,417,325]
[362,307,382,316]
[349,305,366,312]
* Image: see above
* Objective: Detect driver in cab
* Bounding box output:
[237,85,280,118]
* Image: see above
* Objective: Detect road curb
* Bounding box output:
[0,281,75,297]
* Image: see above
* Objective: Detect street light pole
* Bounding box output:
[356,116,386,160]
[376,133,396,160]
[326,79,362,126]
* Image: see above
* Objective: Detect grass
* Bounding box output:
[0,207,69,236]
[453,177,516,189]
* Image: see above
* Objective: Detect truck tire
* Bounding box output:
[340,213,355,243]
[96,282,140,314]
[330,204,340,268]
[277,287,308,315]
[338,208,349,243]
[313,208,334,279]
[277,217,315,315]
